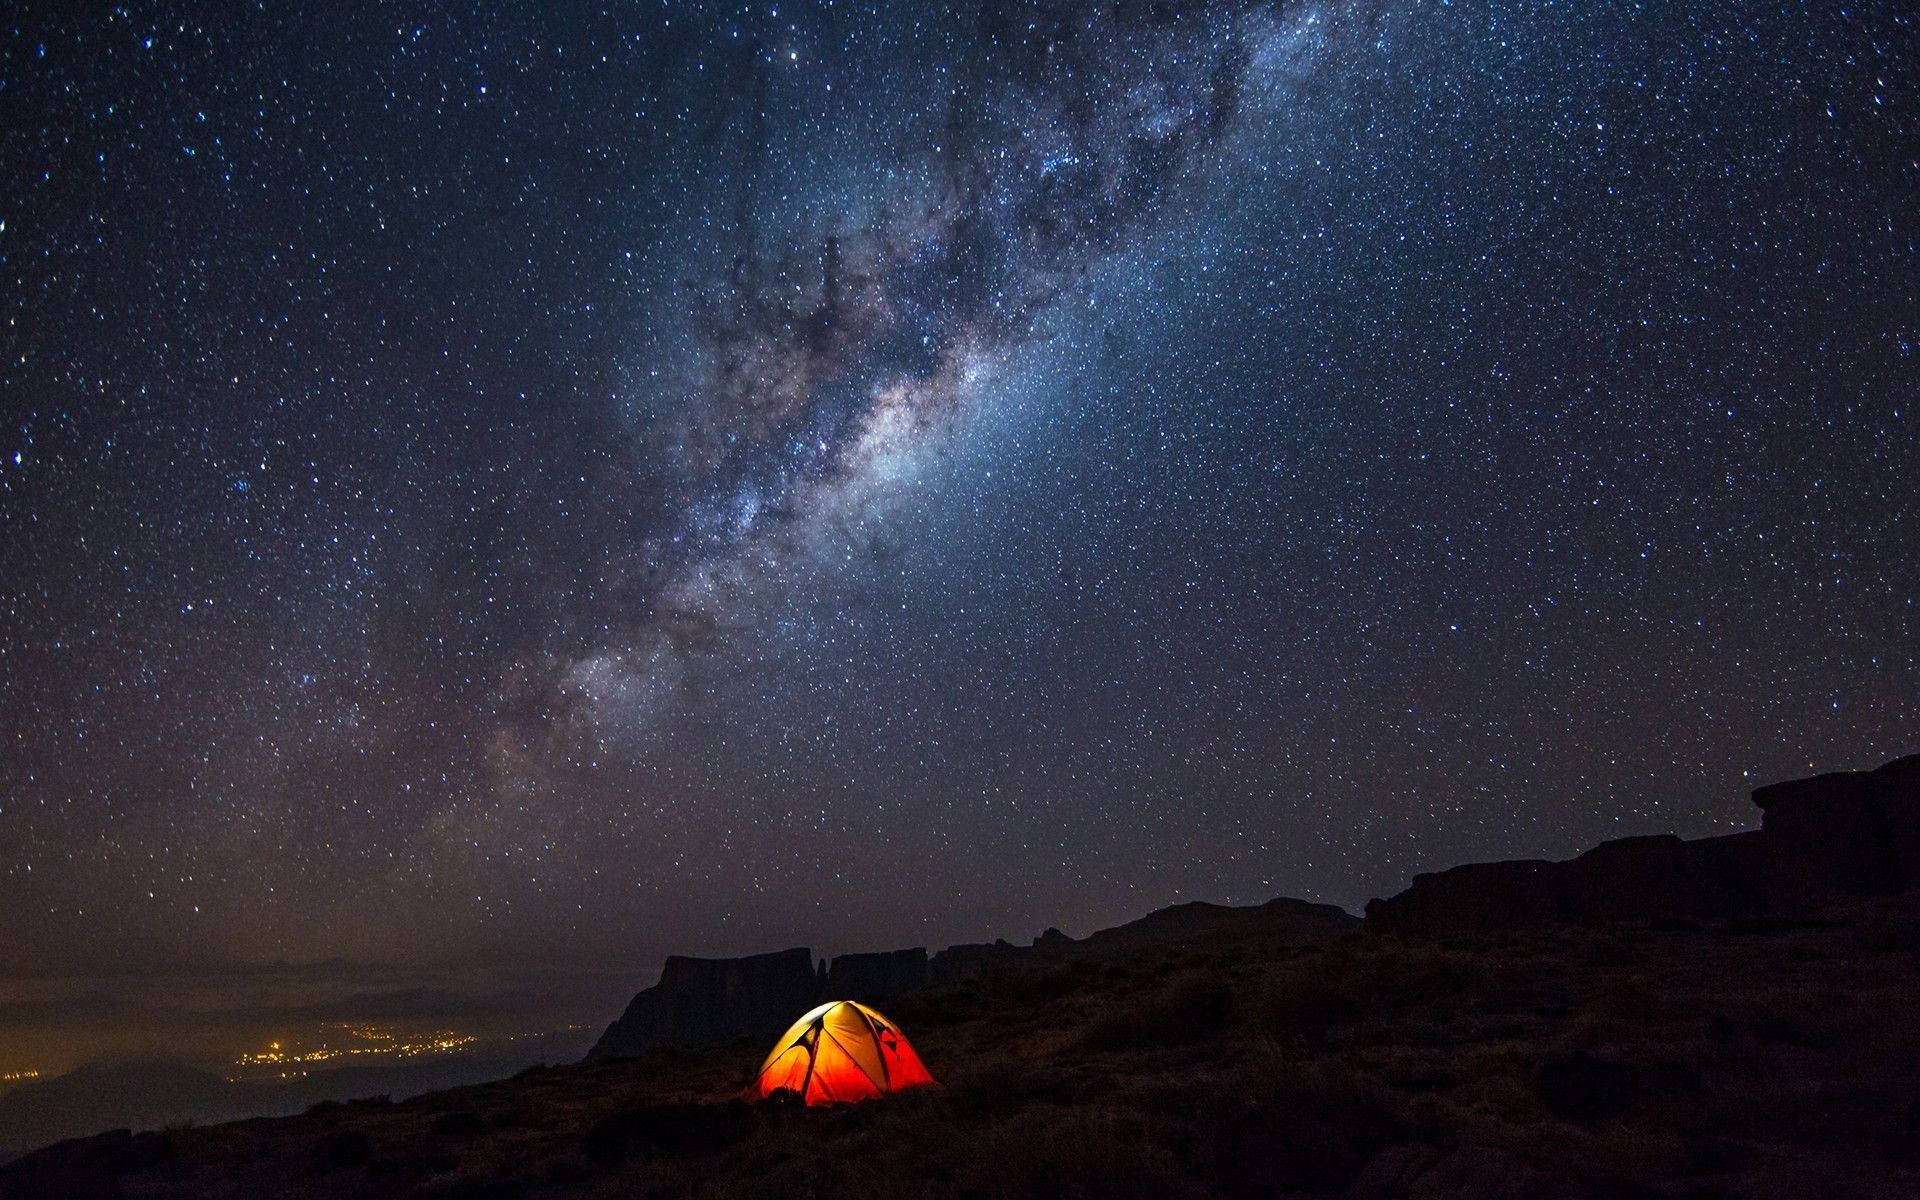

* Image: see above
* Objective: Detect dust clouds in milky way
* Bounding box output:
[507,2,1345,768]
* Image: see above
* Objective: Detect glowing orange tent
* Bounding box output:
[753,1000,935,1105]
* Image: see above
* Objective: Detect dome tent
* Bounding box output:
[753,1000,935,1105]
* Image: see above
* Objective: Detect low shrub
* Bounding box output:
[582,1099,756,1165]
[1080,976,1233,1052]
[430,1110,487,1137]
[313,1128,373,1170]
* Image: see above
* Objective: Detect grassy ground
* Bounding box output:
[8,895,1920,1199]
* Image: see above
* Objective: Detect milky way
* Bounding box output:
[543,2,1330,760]
[1,0,1915,993]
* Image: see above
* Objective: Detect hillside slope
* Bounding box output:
[7,893,1920,1199]
[9,755,1920,1198]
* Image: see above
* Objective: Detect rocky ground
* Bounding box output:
[7,892,1919,1199]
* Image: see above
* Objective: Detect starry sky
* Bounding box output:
[2,0,1916,998]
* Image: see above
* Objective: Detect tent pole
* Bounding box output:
[798,1022,820,1101]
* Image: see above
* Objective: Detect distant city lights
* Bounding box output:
[233,1025,476,1073]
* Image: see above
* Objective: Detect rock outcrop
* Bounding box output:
[929,899,1358,983]
[586,948,817,1061]
[587,945,938,1060]
[589,757,1920,1056]
[590,895,1362,1057]
[1753,755,1920,895]
[826,948,929,1001]
[1367,754,1920,935]
[1073,896,1358,959]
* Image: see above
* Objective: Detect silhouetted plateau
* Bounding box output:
[586,895,1358,1060]
[1368,755,1920,934]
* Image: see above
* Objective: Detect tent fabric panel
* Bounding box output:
[848,1001,933,1089]
[755,1002,838,1077]
[805,1033,883,1104]
[755,1043,815,1097]
[879,1032,935,1087]
[821,1005,890,1088]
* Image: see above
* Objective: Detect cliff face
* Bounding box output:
[586,948,818,1061]
[929,938,1035,985]
[589,756,1920,1059]
[589,896,1361,1058]
[827,948,929,999]
[586,946,935,1061]
[1753,755,1920,896]
[1367,755,1920,935]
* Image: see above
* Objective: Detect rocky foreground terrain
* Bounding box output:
[4,756,1917,1199]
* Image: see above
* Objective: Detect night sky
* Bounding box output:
[3,0,1916,997]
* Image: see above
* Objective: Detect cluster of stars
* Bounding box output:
[0,1,1913,1007]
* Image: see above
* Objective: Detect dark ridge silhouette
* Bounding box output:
[586,948,818,1061]
[587,896,1359,1059]
[926,897,1360,984]
[825,947,931,999]
[1366,754,1920,935]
